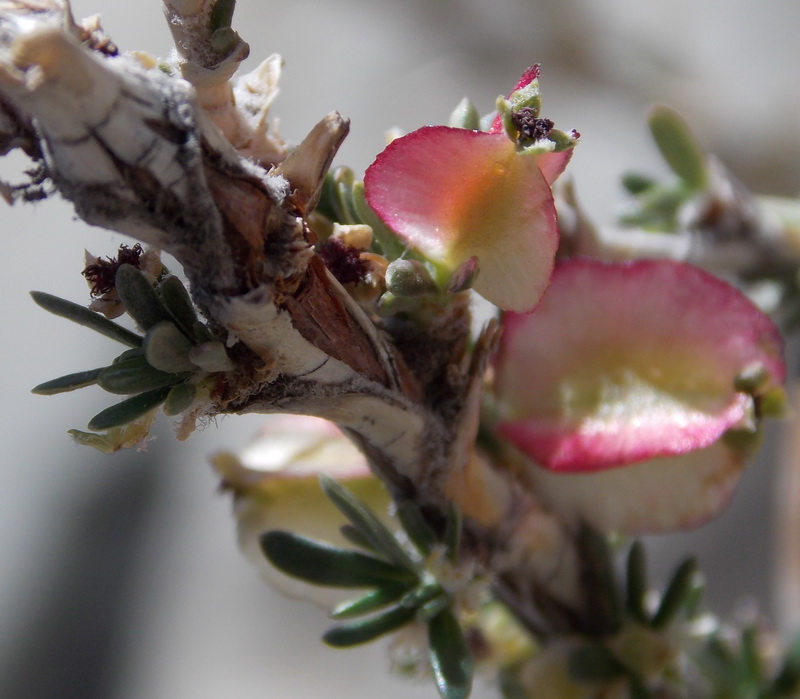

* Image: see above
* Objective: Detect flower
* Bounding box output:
[364,67,577,312]
[493,258,786,532]
[213,415,391,604]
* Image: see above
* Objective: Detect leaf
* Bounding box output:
[97,355,185,394]
[30,291,142,347]
[428,608,474,699]
[567,644,625,684]
[87,387,171,430]
[32,367,103,395]
[163,382,197,416]
[144,321,196,373]
[319,475,417,572]
[157,275,200,340]
[650,557,697,630]
[323,604,416,647]
[647,105,708,190]
[329,585,408,620]
[444,503,462,564]
[261,530,417,588]
[626,541,649,624]
[577,525,622,635]
[115,264,171,331]
[396,501,438,555]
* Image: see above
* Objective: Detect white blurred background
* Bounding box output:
[1,1,799,697]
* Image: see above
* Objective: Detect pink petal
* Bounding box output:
[495,259,785,472]
[524,441,746,534]
[365,126,558,312]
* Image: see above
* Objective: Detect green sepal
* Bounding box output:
[32,367,103,395]
[396,501,438,556]
[329,585,409,620]
[319,475,418,572]
[144,321,196,373]
[449,97,481,131]
[625,541,649,625]
[30,291,142,348]
[87,386,171,430]
[650,557,697,630]
[163,382,197,416]
[323,603,416,647]
[647,105,708,190]
[115,264,171,331]
[567,644,626,684]
[428,608,474,699]
[97,355,186,394]
[156,275,200,340]
[261,530,417,588]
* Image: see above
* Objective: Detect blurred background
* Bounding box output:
[1,0,799,696]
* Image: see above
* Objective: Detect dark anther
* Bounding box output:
[511,108,554,143]
[83,243,144,296]
[317,238,368,285]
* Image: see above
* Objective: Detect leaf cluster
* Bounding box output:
[260,476,474,699]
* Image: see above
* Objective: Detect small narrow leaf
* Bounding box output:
[650,557,697,630]
[567,644,626,684]
[261,530,416,588]
[444,504,462,565]
[770,632,800,695]
[396,501,438,556]
[163,382,196,416]
[319,475,417,572]
[400,582,444,611]
[323,604,416,647]
[329,585,408,620]
[30,291,142,347]
[578,525,622,634]
[87,387,171,430]
[98,355,184,394]
[32,368,103,395]
[157,275,200,340]
[144,321,196,373]
[339,524,378,553]
[115,264,171,331]
[648,105,708,190]
[428,608,473,699]
[626,541,649,624]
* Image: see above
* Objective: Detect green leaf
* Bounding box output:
[329,585,408,620]
[577,525,622,634]
[87,387,171,430]
[339,524,378,553]
[626,541,649,624]
[97,355,185,394]
[444,504,462,565]
[771,632,800,695]
[261,530,417,588]
[428,608,473,699]
[650,557,697,630]
[32,367,103,395]
[115,264,171,331]
[396,501,438,556]
[144,321,196,373]
[163,382,197,416]
[157,275,200,340]
[30,291,142,347]
[323,603,416,647]
[209,0,236,31]
[621,172,657,195]
[647,105,708,190]
[319,475,417,572]
[567,644,626,684]
[400,581,444,611]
